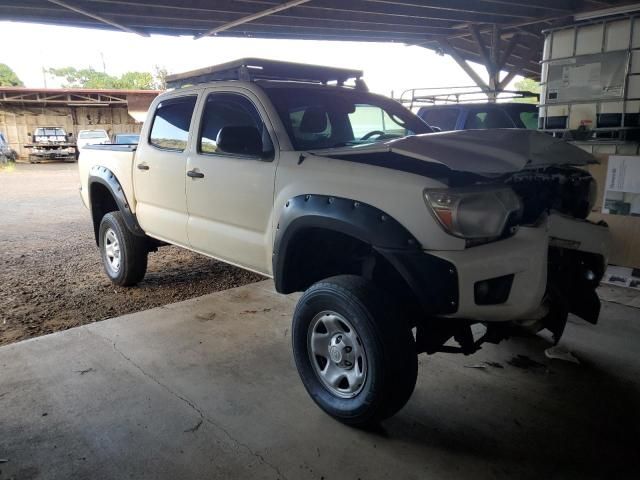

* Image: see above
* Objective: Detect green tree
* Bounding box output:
[0,64,24,87]
[47,67,157,89]
[118,71,154,89]
[513,77,541,104]
[153,65,167,90]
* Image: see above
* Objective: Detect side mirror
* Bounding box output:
[67,132,73,138]
[28,132,32,137]
[216,126,264,157]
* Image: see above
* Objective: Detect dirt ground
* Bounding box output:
[0,163,262,346]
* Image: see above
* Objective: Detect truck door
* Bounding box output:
[133,95,198,246]
[185,89,278,274]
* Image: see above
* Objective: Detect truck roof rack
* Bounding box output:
[166,58,367,90]
[397,86,539,109]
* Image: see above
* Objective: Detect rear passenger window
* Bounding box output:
[419,108,459,131]
[149,96,197,151]
[198,93,273,157]
[465,109,514,129]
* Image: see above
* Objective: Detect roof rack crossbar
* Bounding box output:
[166,58,366,90]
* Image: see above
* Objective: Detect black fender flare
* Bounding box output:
[273,194,420,269]
[272,194,459,314]
[273,195,420,293]
[88,165,144,244]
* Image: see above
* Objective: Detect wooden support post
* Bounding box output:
[487,24,501,102]
[468,24,501,102]
[438,39,490,92]
[499,46,540,90]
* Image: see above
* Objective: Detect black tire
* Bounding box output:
[292,275,418,427]
[98,211,148,287]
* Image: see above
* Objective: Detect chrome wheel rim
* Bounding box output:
[308,311,367,398]
[103,228,121,274]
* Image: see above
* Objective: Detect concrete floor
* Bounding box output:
[1,281,639,480]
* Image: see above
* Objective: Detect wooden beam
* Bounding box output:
[420,11,571,47]
[469,25,493,71]
[499,47,540,89]
[491,25,500,69]
[194,0,310,39]
[47,0,149,37]
[497,34,521,71]
[487,25,501,101]
[439,39,489,91]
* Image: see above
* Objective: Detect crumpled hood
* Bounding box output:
[312,129,597,175]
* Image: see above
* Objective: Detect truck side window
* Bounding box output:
[149,96,197,151]
[419,108,459,131]
[198,93,273,157]
[519,110,539,130]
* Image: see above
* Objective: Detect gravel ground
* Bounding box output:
[0,163,263,346]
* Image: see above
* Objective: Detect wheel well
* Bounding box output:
[279,228,421,317]
[90,182,118,244]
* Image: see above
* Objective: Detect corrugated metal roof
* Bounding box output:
[2,0,640,81]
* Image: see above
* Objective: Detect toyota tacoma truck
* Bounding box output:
[78,59,610,427]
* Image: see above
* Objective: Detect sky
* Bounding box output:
[0,21,518,97]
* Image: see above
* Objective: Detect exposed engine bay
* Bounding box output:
[505,166,598,224]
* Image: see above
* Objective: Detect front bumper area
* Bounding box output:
[381,214,608,324]
[433,225,549,322]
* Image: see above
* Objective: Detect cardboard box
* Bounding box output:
[587,153,640,269]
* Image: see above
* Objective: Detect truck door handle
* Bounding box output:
[137,163,149,170]
[187,169,205,179]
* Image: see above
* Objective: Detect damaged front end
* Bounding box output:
[321,129,610,351]
[543,247,605,340]
[505,166,608,342]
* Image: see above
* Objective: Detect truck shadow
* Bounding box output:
[373,330,640,478]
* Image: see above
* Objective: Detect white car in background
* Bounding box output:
[77,129,110,153]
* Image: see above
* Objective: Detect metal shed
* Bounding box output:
[0,87,159,158]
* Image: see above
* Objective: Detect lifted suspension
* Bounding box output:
[416,319,512,355]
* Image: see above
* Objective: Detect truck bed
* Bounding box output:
[79,144,138,212]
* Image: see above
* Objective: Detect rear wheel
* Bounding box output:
[292,275,418,427]
[99,211,147,286]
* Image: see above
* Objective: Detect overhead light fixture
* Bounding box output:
[574,3,640,21]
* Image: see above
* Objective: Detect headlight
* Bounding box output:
[424,186,522,240]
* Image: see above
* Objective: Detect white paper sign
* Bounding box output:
[602,155,640,216]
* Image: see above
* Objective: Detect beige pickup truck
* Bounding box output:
[79,59,609,427]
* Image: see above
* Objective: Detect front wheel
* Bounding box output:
[292,275,418,427]
[99,211,148,286]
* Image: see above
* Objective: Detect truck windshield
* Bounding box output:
[35,128,66,137]
[263,86,432,150]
